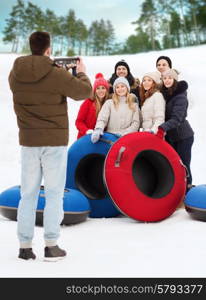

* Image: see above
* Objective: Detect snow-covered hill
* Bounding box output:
[0,45,206,277]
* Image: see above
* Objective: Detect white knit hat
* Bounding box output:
[113,76,130,91]
[162,69,179,81]
[143,71,161,84]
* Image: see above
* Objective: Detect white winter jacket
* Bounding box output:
[141,91,165,133]
[95,96,140,135]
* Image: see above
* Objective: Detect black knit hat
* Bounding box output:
[109,59,135,87]
[156,56,172,68]
[115,60,130,74]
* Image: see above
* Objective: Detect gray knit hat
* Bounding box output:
[113,76,130,91]
[143,71,161,84]
[162,69,179,81]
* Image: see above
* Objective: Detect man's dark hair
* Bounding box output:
[29,31,50,55]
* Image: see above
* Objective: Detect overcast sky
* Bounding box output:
[0,0,143,52]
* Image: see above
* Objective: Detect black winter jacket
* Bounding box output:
[160,80,194,142]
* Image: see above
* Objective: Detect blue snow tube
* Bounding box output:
[0,185,90,225]
[184,185,206,221]
[65,133,121,218]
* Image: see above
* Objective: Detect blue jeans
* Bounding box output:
[17,146,67,248]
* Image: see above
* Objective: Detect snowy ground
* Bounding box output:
[0,45,206,278]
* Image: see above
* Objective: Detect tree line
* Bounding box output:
[2,0,206,55]
[122,0,206,54]
[3,0,115,56]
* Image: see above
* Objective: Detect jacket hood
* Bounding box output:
[174,80,188,95]
[12,55,54,83]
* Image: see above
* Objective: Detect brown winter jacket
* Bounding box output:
[9,55,92,146]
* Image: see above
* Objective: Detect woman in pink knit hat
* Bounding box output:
[75,73,109,138]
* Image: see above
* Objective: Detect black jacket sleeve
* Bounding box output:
[160,93,188,132]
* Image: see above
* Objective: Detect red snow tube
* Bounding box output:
[104,132,186,222]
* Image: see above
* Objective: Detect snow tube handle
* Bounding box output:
[99,137,114,145]
[115,146,126,167]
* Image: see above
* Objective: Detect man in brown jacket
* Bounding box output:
[8,31,92,261]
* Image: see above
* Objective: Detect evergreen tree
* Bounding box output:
[4,0,205,55]
[156,0,176,49]
[170,11,182,47]
[197,2,206,42]
[89,21,99,55]
[105,20,115,54]
[57,16,68,56]
[124,28,151,53]
[65,9,77,50]
[24,1,44,32]
[43,9,60,53]
[3,0,25,52]
[138,0,159,50]
[187,0,204,44]
[75,19,88,55]
[88,19,115,55]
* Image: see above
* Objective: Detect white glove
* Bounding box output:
[91,128,103,143]
[86,129,94,134]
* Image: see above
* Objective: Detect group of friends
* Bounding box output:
[75,56,194,193]
[8,31,194,261]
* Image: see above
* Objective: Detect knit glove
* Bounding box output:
[156,127,165,139]
[91,128,103,143]
[86,129,94,134]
